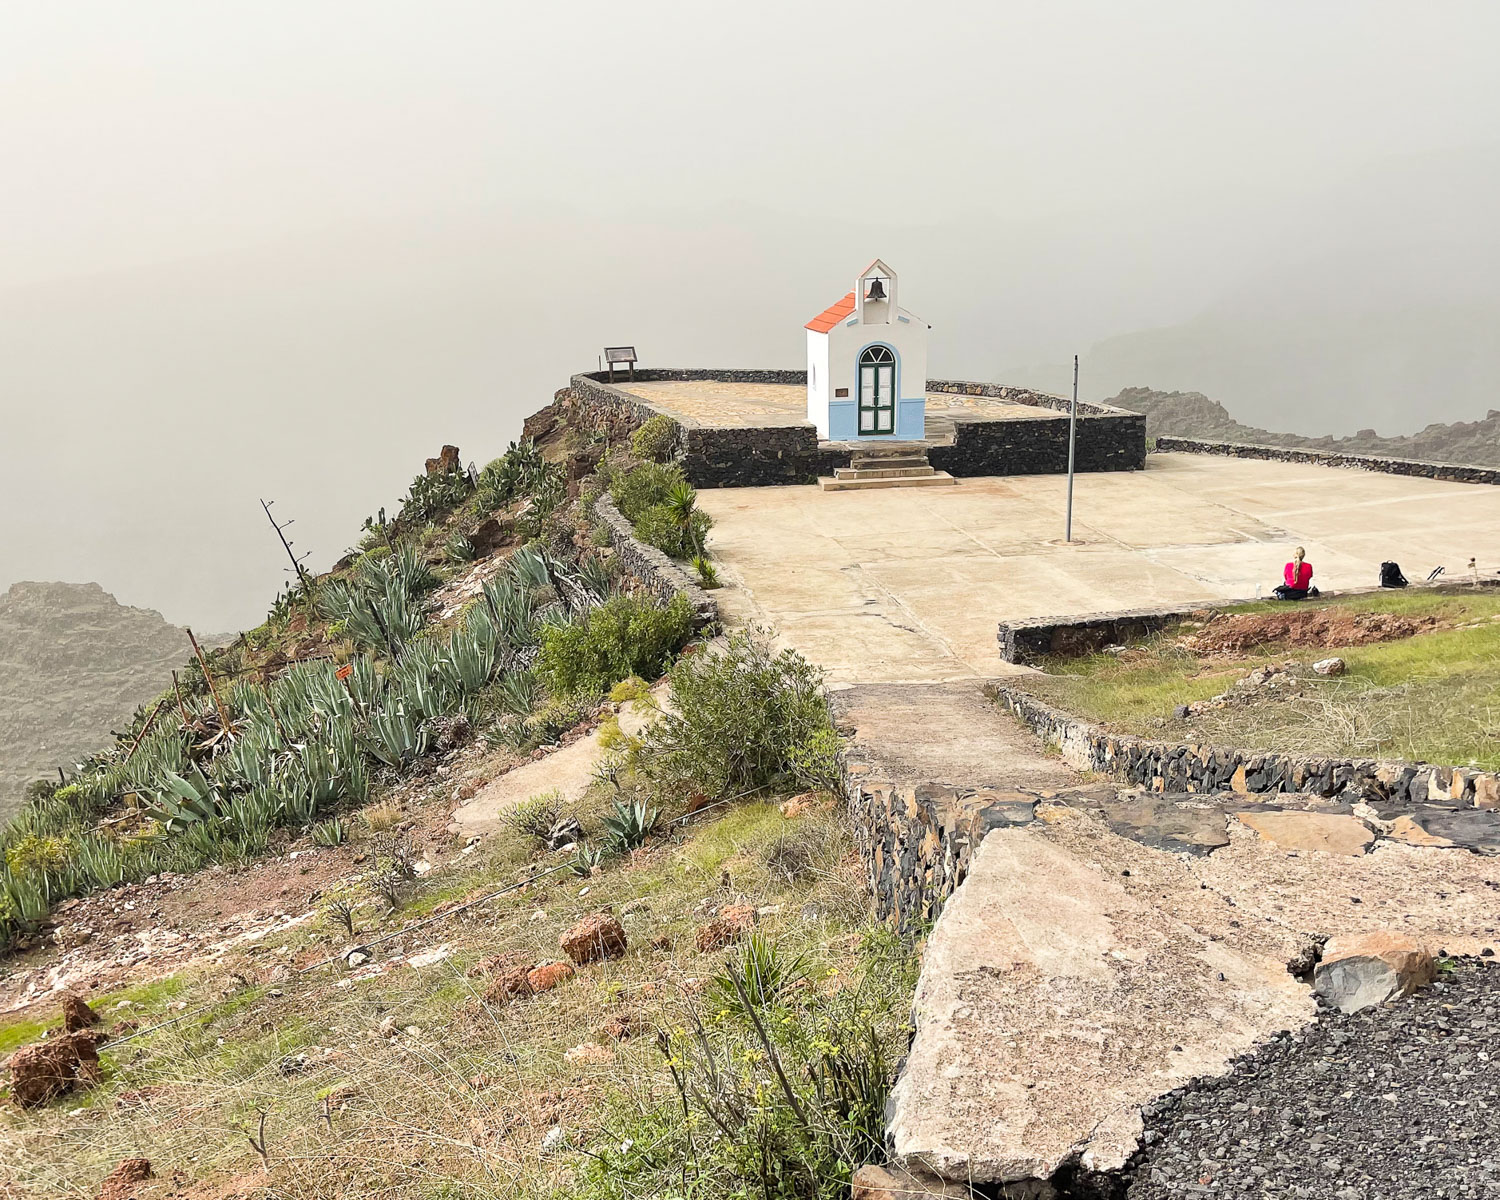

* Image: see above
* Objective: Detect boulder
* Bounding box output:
[560,912,627,965]
[60,990,101,1033]
[526,961,575,994]
[7,1030,102,1108]
[1312,657,1346,676]
[485,963,538,1005]
[95,1157,153,1200]
[425,445,461,475]
[850,1164,974,1200]
[1314,931,1437,1013]
[545,817,583,851]
[694,904,758,953]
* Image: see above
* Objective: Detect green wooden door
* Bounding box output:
[858,345,895,435]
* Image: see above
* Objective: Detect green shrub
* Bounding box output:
[400,465,473,524]
[610,462,686,523]
[4,833,71,881]
[538,594,694,697]
[608,676,650,704]
[638,631,837,801]
[633,503,711,560]
[506,790,562,846]
[630,414,679,463]
[577,935,912,1200]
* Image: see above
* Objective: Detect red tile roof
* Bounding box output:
[805,291,856,333]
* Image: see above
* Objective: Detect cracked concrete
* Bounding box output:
[888,802,1500,1185]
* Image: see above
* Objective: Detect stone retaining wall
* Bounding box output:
[592,493,717,628]
[570,371,844,487]
[999,602,1239,664]
[1155,437,1500,487]
[569,370,1147,486]
[994,685,1500,809]
[843,769,1043,932]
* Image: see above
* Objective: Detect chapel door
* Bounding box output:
[858,345,896,435]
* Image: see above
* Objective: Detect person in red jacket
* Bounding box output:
[1274,546,1317,600]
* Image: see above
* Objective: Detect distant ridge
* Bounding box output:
[1113,387,1500,470]
[0,581,200,822]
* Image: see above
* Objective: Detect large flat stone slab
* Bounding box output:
[889,822,1312,1184]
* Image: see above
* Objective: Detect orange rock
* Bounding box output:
[484,963,538,1005]
[7,1030,102,1108]
[779,792,819,818]
[694,903,758,953]
[60,990,101,1033]
[96,1157,153,1200]
[560,912,627,965]
[527,961,576,993]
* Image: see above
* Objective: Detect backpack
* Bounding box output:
[1380,561,1408,589]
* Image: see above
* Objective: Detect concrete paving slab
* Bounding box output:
[891,800,1500,1185]
[889,819,1312,1183]
[831,682,1079,791]
[698,454,1500,684]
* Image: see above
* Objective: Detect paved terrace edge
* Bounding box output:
[1155,436,1500,486]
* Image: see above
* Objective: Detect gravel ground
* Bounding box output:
[1121,959,1500,1199]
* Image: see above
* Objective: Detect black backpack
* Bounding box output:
[1380,561,1408,589]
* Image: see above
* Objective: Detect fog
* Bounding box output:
[3,2,1498,630]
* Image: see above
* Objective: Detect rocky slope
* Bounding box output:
[1114,386,1500,468]
[0,582,194,822]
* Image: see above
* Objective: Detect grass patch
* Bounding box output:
[1017,590,1500,766]
[0,791,898,1200]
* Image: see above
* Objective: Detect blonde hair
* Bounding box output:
[1292,546,1305,560]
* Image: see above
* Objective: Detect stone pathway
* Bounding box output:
[449,697,654,834]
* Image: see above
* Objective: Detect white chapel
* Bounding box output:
[804,260,928,441]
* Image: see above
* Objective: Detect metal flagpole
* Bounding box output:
[1065,354,1078,542]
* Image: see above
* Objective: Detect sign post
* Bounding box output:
[1065,355,1078,542]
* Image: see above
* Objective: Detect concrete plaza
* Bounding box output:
[696,452,1500,683]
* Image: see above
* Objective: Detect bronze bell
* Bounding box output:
[865,278,887,301]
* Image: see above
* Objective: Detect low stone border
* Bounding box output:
[592,493,716,628]
[993,685,1500,808]
[999,602,1220,664]
[1155,436,1500,487]
[997,579,1500,664]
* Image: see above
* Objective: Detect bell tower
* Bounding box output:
[855,260,896,325]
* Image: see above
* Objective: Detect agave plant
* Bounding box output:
[364,702,431,769]
[493,668,541,717]
[603,797,661,852]
[141,764,224,832]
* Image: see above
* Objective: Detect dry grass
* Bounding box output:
[0,793,898,1200]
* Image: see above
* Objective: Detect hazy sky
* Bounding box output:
[4,2,1499,629]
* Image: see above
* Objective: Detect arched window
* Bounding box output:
[858,345,896,435]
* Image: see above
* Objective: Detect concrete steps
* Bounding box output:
[819,448,957,491]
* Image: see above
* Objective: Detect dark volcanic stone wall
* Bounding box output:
[1155,437,1500,487]
[995,686,1500,808]
[568,370,1147,486]
[844,778,1008,932]
[593,493,716,628]
[569,371,845,487]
